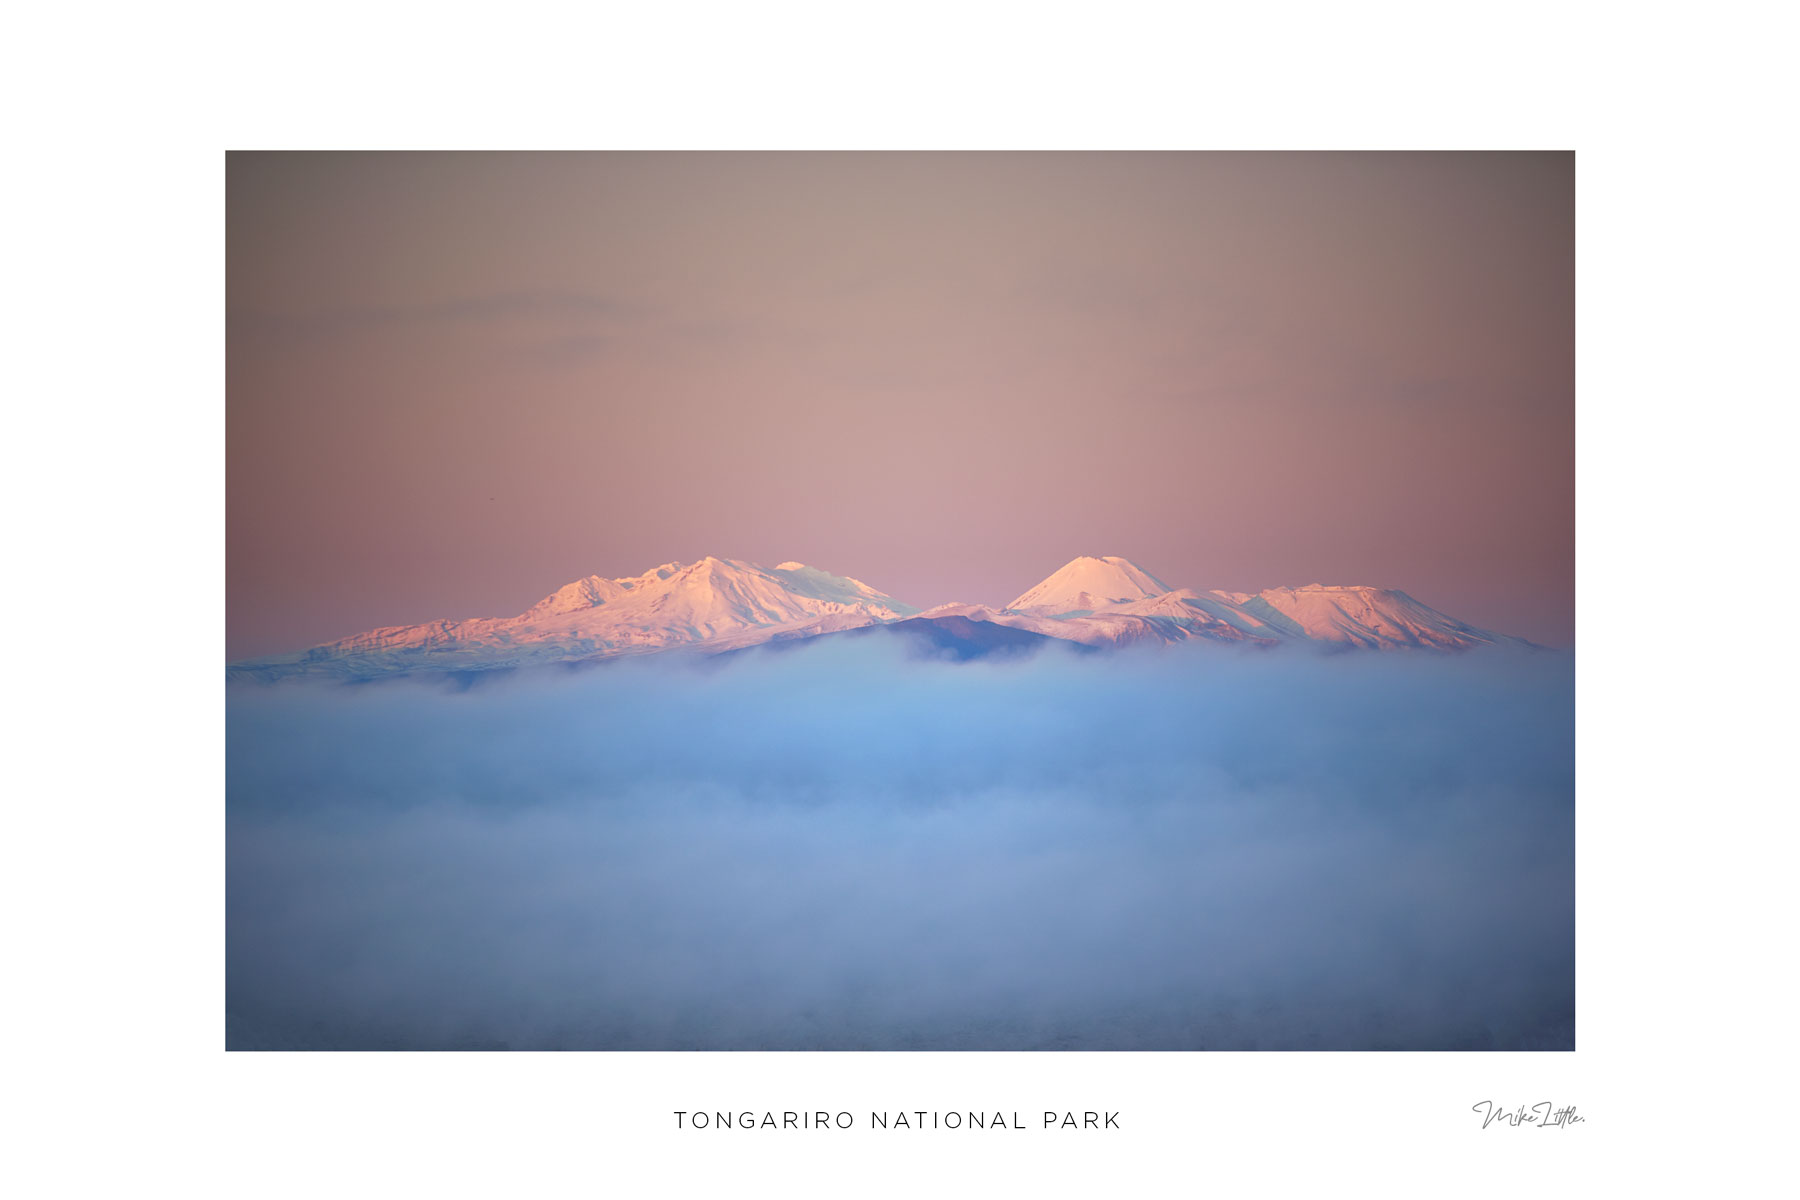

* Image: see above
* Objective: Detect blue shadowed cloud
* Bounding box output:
[227,639,1574,1050]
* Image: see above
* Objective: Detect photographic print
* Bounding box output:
[226,151,1573,1050]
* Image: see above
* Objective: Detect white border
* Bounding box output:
[11,1,1793,1194]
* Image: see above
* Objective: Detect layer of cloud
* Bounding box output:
[227,640,1574,1050]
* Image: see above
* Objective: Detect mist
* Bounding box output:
[226,638,1574,1050]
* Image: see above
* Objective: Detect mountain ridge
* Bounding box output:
[230,554,1543,682]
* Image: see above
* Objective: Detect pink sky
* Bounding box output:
[228,152,1572,657]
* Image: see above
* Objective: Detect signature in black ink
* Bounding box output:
[1472,1101,1585,1129]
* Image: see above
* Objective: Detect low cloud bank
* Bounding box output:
[227,639,1574,1049]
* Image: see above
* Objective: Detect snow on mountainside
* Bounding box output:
[229,553,1540,683]
[909,558,1531,654]
[1006,555,1173,614]
[995,559,1532,652]
[1232,585,1516,650]
[229,558,917,682]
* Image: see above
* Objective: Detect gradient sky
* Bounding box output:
[228,152,1572,658]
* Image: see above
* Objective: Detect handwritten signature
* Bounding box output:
[1472,1101,1585,1129]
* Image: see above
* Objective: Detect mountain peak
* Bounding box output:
[522,573,631,619]
[1006,556,1172,614]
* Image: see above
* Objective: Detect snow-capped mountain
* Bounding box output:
[1006,555,1173,614]
[987,557,1528,651]
[229,554,1538,682]
[229,557,917,682]
[922,557,1532,653]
